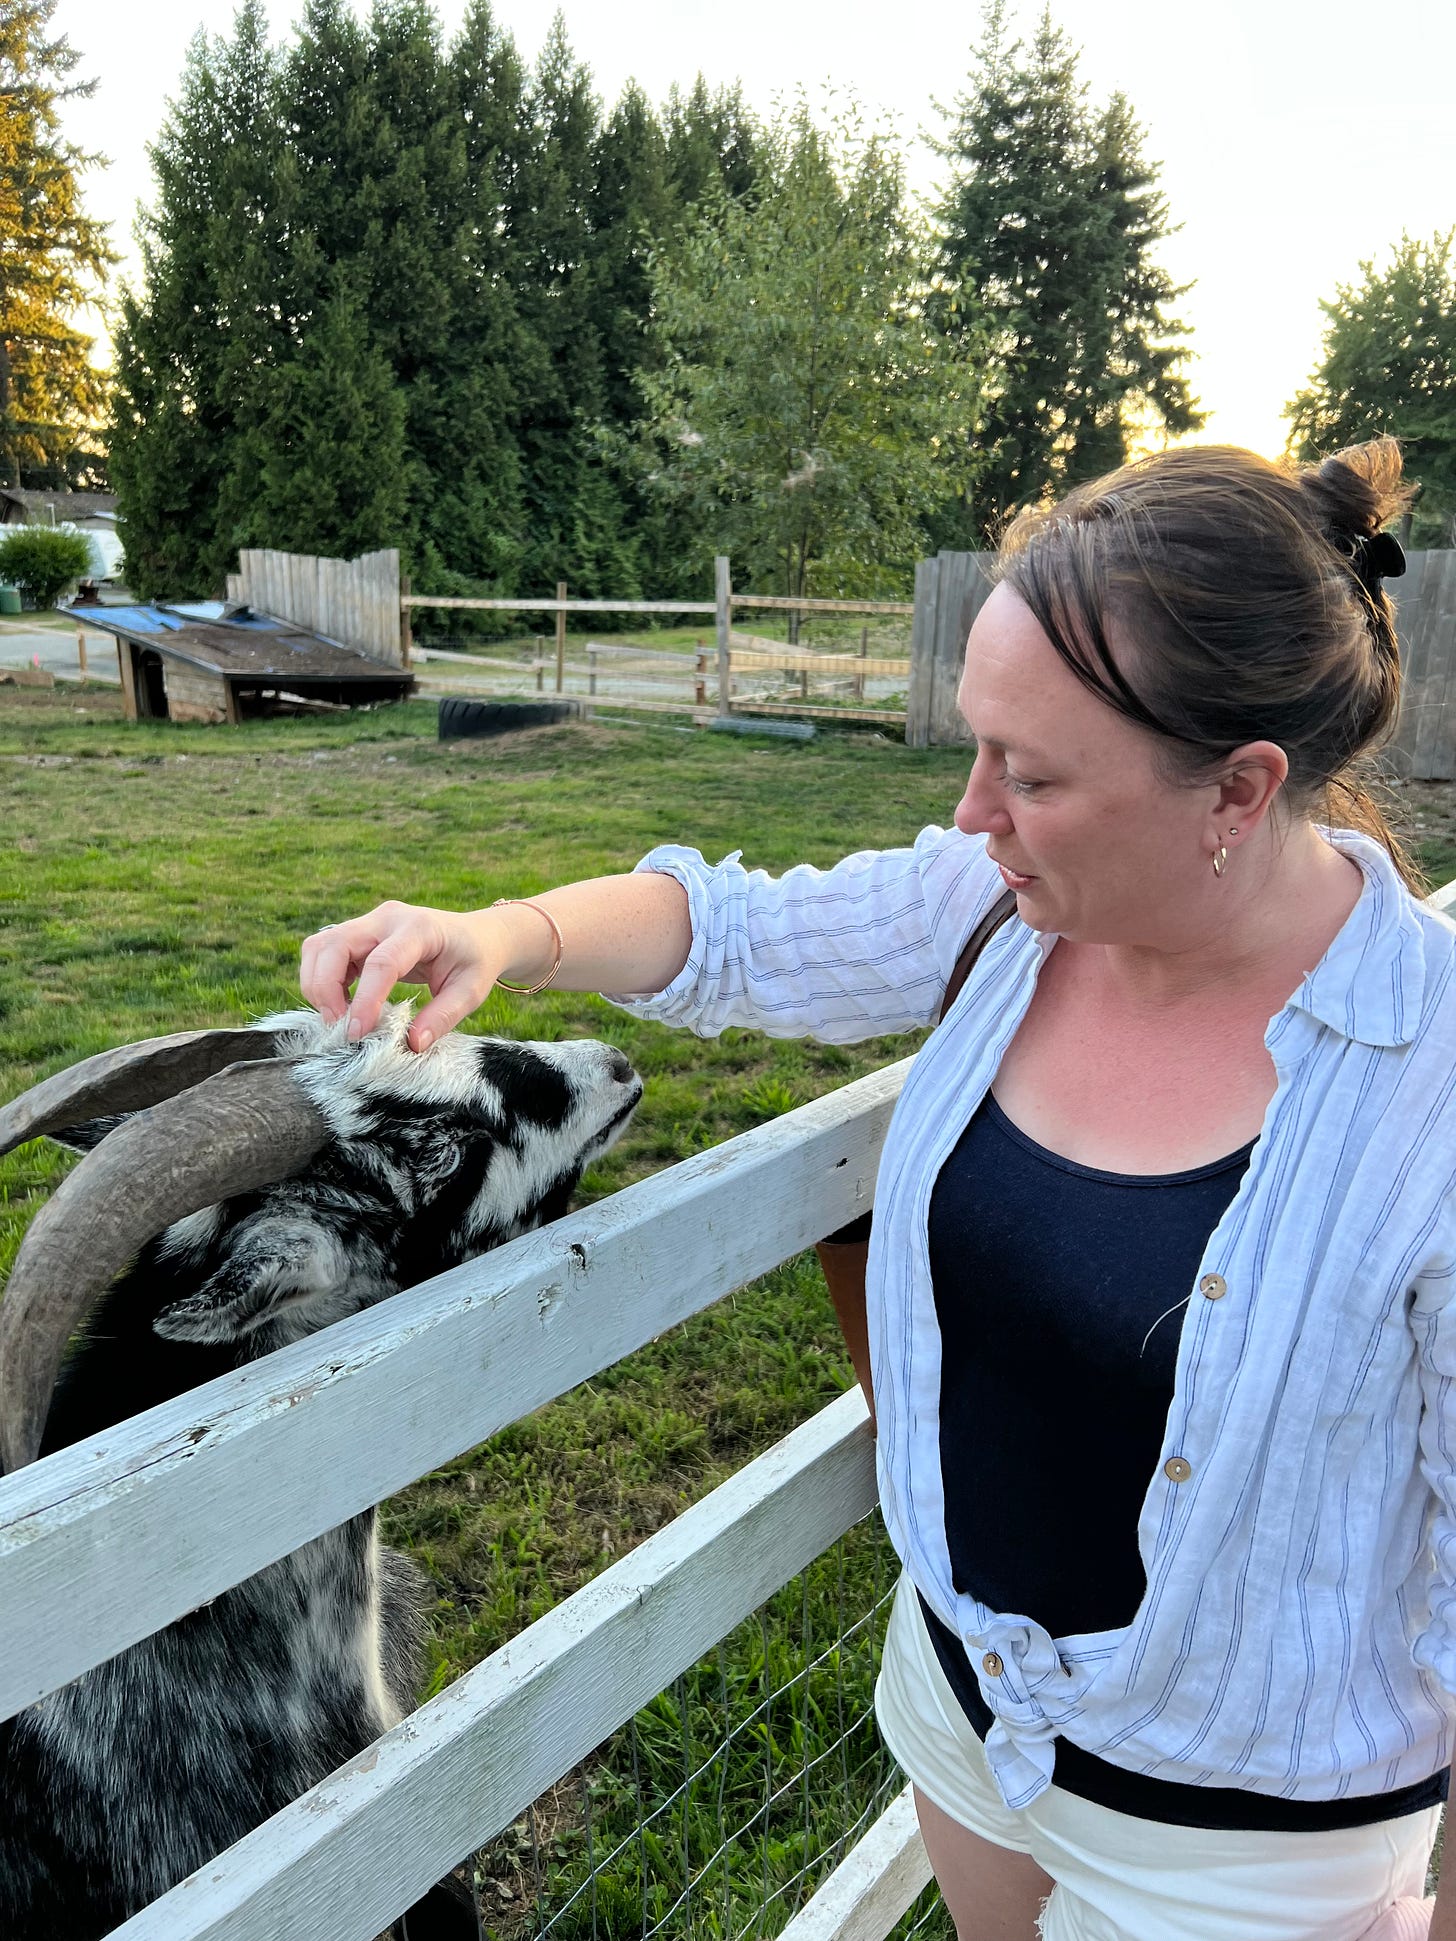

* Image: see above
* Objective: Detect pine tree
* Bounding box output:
[1287,232,1456,547]
[0,0,114,489]
[110,1,291,595]
[663,77,758,210]
[234,293,410,558]
[506,15,621,591]
[931,1,1202,542]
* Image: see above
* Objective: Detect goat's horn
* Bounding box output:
[0,1058,329,1474]
[0,1027,288,1161]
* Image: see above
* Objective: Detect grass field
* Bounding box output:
[5,683,1451,1933]
[1,683,977,1936]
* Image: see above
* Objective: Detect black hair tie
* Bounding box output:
[1353,530,1406,581]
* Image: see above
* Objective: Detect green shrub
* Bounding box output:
[0,526,94,609]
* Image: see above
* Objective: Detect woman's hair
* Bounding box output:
[994,438,1427,894]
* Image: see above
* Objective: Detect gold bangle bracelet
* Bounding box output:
[492,898,565,995]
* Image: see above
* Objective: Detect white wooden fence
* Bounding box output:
[0,1058,929,1941]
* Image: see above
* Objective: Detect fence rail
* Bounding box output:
[0,1060,911,1941]
[405,559,915,728]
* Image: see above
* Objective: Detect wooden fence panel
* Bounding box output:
[774,1787,930,1941]
[907,552,993,750]
[911,548,1456,779]
[0,1061,908,1722]
[111,1393,877,1941]
[1390,550,1456,780]
[231,548,403,667]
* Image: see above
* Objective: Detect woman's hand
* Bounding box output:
[300,902,509,1054]
[300,873,692,1055]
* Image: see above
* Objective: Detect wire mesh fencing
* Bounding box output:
[464,1512,947,1941]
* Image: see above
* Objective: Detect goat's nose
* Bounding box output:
[606,1048,635,1086]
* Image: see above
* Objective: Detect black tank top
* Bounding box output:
[918,1088,1448,1829]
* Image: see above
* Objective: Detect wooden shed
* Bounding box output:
[84,602,415,724]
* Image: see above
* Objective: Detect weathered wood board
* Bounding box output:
[0,1060,909,1722]
[231,548,403,667]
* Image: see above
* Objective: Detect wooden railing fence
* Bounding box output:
[0,1059,925,1941]
[405,557,913,727]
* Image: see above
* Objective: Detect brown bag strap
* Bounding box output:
[815,884,1021,1425]
[819,885,1019,1251]
[937,885,1019,1026]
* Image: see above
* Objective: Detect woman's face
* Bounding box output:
[953,583,1219,945]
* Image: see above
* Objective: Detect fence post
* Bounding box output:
[588,647,597,696]
[695,639,706,709]
[855,625,867,702]
[399,574,413,668]
[76,630,88,678]
[555,582,567,694]
[535,636,545,694]
[715,557,731,717]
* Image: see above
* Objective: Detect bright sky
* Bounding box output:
[55,0,1456,460]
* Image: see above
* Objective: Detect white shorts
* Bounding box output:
[874,1576,1442,1941]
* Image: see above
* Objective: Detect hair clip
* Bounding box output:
[1353,531,1406,582]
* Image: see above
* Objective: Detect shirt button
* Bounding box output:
[1199,1273,1227,1300]
[982,1651,1004,1677]
[1164,1456,1193,1483]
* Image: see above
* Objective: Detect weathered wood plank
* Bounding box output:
[730,595,914,616]
[403,595,719,613]
[0,1062,909,1721]
[229,548,402,666]
[716,555,732,716]
[111,1393,877,1941]
[905,556,939,749]
[774,1788,931,1941]
[727,652,907,677]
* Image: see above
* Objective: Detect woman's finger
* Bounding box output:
[346,921,445,1040]
[301,918,387,1023]
[409,967,494,1053]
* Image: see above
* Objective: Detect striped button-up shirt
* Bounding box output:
[611,823,1456,1811]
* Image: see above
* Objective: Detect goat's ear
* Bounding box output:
[153,1220,352,1344]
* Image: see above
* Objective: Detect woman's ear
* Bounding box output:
[1213,742,1288,834]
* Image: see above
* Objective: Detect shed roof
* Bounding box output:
[82,602,413,686]
[0,489,119,522]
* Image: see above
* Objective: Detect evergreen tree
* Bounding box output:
[931,1,1202,542]
[662,77,758,211]
[505,15,627,591]
[110,1,291,595]
[235,292,410,557]
[0,0,114,489]
[1287,232,1456,547]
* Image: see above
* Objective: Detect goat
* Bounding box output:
[0,1006,643,1940]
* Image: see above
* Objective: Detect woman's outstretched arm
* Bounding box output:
[299,872,692,1053]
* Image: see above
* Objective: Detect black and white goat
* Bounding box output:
[0,1006,642,1941]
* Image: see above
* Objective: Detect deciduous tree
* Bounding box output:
[641,97,977,612]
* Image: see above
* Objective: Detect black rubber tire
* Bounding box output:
[437,697,576,741]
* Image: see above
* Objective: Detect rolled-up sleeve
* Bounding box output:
[604,825,1001,1042]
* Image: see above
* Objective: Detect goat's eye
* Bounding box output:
[436,1143,461,1179]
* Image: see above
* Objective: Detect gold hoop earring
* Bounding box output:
[1212,843,1228,879]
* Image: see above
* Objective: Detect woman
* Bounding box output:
[300,440,1456,1941]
